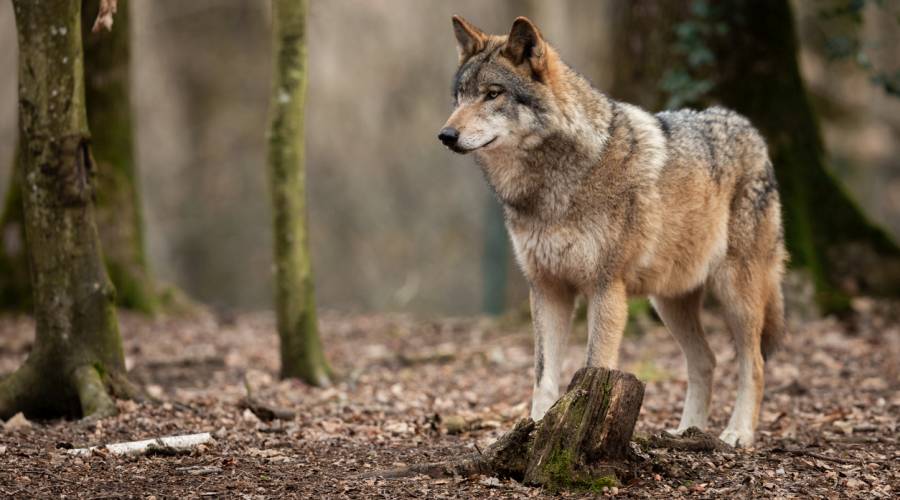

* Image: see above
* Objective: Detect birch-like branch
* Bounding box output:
[67,432,212,457]
[92,0,118,33]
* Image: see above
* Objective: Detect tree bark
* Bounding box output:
[522,368,644,490]
[363,368,644,492]
[267,0,331,385]
[0,147,30,310]
[81,0,158,313]
[0,0,132,420]
[0,0,161,314]
[610,0,900,312]
[707,0,900,311]
[608,1,689,109]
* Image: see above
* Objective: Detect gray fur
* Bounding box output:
[441,16,787,448]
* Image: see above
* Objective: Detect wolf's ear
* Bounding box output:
[452,15,486,63]
[502,17,546,77]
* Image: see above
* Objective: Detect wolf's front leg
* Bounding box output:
[529,284,575,421]
[586,281,628,368]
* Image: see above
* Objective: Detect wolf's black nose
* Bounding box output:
[438,127,460,147]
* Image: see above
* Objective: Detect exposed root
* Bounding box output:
[643,427,729,452]
[0,362,38,420]
[361,368,645,493]
[357,418,537,481]
[107,370,144,402]
[73,365,117,420]
[356,454,491,480]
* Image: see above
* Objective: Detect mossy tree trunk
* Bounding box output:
[0,0,160,314]
[81,0,158,313]
[0,147,30,311]
[706,0,900,311]
[0,0,132,420]
[267,0,331,386]
[611,0,900,312]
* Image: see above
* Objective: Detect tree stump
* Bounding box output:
[522,367,645,489]
[363,367,645,492]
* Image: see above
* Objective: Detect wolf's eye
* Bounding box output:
[485,89,503,101]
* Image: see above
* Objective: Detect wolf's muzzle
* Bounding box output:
[438,127,460,147]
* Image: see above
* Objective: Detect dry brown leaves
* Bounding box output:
[0,300,898,498]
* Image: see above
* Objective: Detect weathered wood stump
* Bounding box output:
[363,367,645,492]
[522,367,645,489]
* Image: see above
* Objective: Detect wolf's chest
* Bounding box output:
[507,222,608,287]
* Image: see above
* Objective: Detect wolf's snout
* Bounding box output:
[438,127,460,147]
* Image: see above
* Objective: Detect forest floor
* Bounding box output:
[0,300,898,499]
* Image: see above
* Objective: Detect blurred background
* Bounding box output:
[0,0,898,315]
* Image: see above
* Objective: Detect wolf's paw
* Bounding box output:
[719,428,754,448]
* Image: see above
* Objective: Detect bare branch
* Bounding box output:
[91,0,118,33]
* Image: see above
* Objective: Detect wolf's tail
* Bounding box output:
[761,284,786,361]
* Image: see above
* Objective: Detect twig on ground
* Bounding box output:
[771,446,859,465]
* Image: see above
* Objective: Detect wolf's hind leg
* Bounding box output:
[651,288,715,433]
[712,263,767,448]
[529,284,575,421]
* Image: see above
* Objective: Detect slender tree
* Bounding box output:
[0,0,161,313]
[0,0,132,419]
[267,0,331,385]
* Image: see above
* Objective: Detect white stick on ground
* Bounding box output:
[67,432,212,457]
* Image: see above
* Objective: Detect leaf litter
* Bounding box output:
[0,299,897,498]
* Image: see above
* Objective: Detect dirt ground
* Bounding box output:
[0,300,898,498]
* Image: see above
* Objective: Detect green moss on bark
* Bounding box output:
[543,448,619,494]
[0,0,130,420]
[267,0,331,386]
[81,0,158,313]
[704,0,900,312]
[0,147,31,310]
[0,0,162,314]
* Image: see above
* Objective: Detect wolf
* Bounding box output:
[437,16,787,447]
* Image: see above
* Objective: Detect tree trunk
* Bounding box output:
[707,0,900,311]
[81,0,159,313]
[267,0,331,386]
[610,0,900,313]
[608,1,688,110]
[0,147,30,310]
[0,0,132,420]
[0,0,161,313]
[363,368,645,492]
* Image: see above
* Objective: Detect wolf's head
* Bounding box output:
[438,16,554,155]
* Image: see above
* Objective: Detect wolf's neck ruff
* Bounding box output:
[475,71,617,221]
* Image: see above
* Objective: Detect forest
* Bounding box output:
[0,0,898,498]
